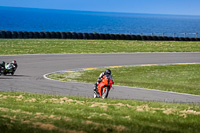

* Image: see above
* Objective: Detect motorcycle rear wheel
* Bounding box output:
[3,72,7,76]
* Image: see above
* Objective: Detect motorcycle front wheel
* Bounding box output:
[102,87,109,99]
[94,91,97,98]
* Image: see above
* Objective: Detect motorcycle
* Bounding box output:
[0,66,4,76]
[3,63,16,75]
[94,75,114,99]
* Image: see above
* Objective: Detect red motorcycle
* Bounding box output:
[94,75,114,99]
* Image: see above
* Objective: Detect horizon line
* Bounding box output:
[1,6,200,17]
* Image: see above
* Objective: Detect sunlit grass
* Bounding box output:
[1,39,200,132]
[48,64,200,95]
[0,39,200,55]
[0,91,200,133]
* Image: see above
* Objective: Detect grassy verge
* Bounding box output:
[48,64,200,95]
[0,91,200,133]
[1,39,200,132]
[0,39,200,54]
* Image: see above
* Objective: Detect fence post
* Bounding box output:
[173,33,175,38]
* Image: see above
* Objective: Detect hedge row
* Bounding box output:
[0,31,199,41]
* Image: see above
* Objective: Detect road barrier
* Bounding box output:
[0,30,200,41]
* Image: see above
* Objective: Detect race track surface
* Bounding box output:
[1,52,200,103]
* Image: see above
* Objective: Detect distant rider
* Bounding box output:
[0,61,5,74]
[0,61,5,68]
[10,60,18,71]
[94,69,114,93]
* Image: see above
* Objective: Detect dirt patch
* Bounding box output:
[25,98,36,102]
[0,95,8,100]
[136,104,200,118]
[113,103,132,109]
[36,112,44,115]
[17,95,24,99]
[42,97,85,105]
[0,94,25,101]
[1,110,78,133]
[180,109,200,118]
[2,115,16,121]
[32,122,84,133]
[84,120,101,126]
[33,122,63,131]
[16,95,24,101]
[83,120,127,132]
[88,112,112,119]
[11,109,33,115]
[123,115,131,120]
[21,120,31,124]
[163,108,176,115]
[60,97,69,102]
[0,107,9,112]
[60,97,84,104]
[113,125,127,133]
[49,98,59,103]
[180,109,200,115]
[136,104,150,112]
[90,103,108,111]
[136,104,178,114]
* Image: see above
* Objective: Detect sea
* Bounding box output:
[1,6,200,37]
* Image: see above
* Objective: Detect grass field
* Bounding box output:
[0,39,200,55]
[0,91,200,133]
[1,39,200,132]
[48,64,200,95]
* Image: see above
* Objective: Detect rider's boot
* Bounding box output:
[93,83,98,92]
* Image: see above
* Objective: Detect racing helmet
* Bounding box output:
[105,69,111,75]
[12,60,16,64]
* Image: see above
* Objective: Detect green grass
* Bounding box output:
[0,39,200,54]
[0,91,200,133]
[48,64,200,95]
[1,39,200,132]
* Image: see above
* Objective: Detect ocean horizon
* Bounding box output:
[1,6,200,37]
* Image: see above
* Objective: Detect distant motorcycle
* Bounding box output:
[2,63,16,75]
[94,75,114,99]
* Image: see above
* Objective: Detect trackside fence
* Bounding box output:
[0,31,200,41]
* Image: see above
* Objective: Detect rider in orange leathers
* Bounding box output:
[94,69,114,93]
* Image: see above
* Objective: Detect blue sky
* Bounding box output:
[0,0,200,15]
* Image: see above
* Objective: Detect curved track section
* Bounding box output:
[0,53,200,103]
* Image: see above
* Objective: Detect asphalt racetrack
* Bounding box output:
[1,52,200,103]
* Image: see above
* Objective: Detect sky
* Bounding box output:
[0,0,200,15]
